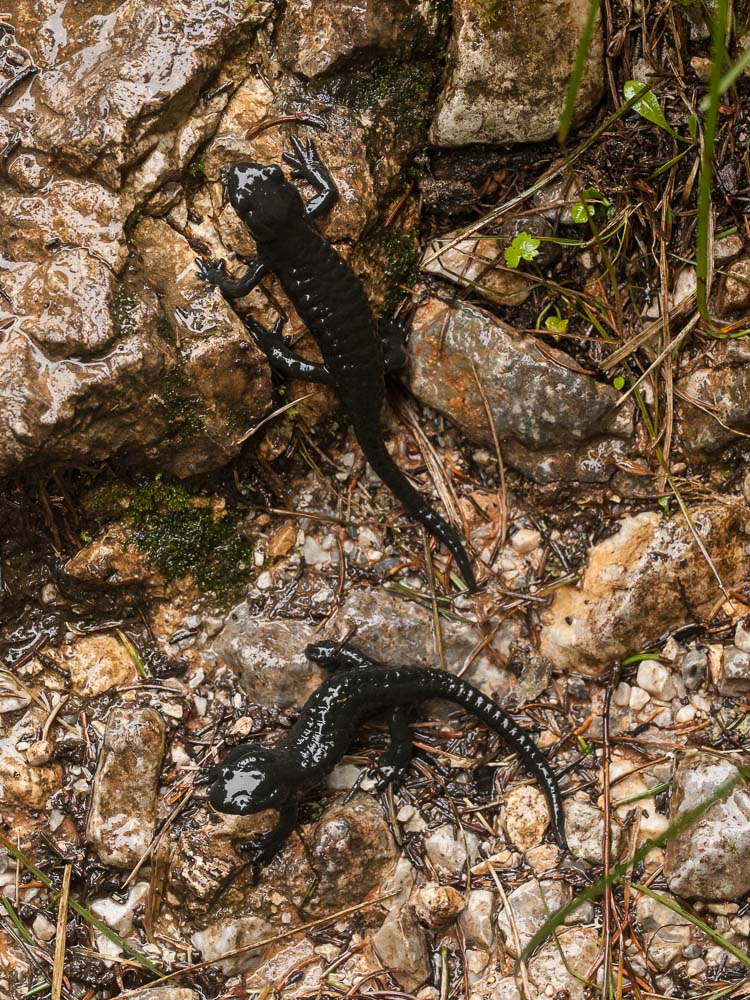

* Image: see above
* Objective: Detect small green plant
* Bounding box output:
[504,232,541,268]
[623,80,691,142]
[571,187,613,223]
[612,375,625,390]
[127,476,253,595]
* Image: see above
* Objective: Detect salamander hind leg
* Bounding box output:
[244,316,333,384]
[373,706,413,790]
[378,317,409,373]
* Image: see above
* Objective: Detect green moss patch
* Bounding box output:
[127,476,253,596]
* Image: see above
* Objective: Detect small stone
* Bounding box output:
[613,682,631,706]
[691,55,713,81]
[413,884,465,929]
[372,904,430,993]
[718,647,750,696]
[565,799,621,863]
[49,634,136,698]
[32,913,56,942]
[498,878,569,957]
[629,686,650,711]
[90,883,150,936]
[511,528,541,555]
[635,891,699,971]
[86,706,166,868]
[504,785,549,851]
[716,256,750,317]
[681,649,707,689]
[458,890,496,951]
[192,916,274,974]
[527,926,601,1000]
[674,704,696,724]
[24,739,55,766]
[665,752,750,899]
[424,824,480,874]
[525,843,561,873]
[636,660,676,701]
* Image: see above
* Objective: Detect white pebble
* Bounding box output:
[629,686,650,711]
[511,528,541,554]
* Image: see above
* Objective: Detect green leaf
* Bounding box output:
[571,187,613,223]
[623,80,683,140]
[688,113,698,139]
[657,496,671,516]
[544,315,569,333]
[613,375,625,390]
[504,232,541,268]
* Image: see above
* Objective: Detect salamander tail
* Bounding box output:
[352,420,476,591]
[424,667,567,850]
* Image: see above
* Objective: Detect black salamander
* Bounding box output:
[195,136,476,591]
[200,641,567,864]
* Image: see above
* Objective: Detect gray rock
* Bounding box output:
[276,0,428,78]
[125,991,201,1000]
[635,891,703,971]
[675,338,750,461]
[497,878,569,957]
[565,799,622,864]
[413,883,465,930]
[718,647,750,696]
[527,926,601,1000]
[213,612,324,710]
[636,660,677,701]
[372,903,431,993]
[541,505,749,674]
[681,649,707,690]
[716,256,750,318]
[192,915,274,975]
[424,823,481,874]
[459,889,497,951]
[407,295,634,484]
[665,752,750,899]
[421,214,558,307]
[431,0,603,146]
[86,706,165,868]
[3,0,271,187]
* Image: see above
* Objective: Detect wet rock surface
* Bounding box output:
[86,705,166,868]
[540,504,749,674]
[3,1,750,998]
[408,296,634,484]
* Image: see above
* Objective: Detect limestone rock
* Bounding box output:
[665,752,750,900]
[48,634,137,698]
[676,338,750,460]
[372,903,431,993]
[497,878,569,957]
[407,295,633,484]
[540,504,748,674]
[86,706,166,868]
[527,926,601,1000]
[431,0,603,146]
[276,0,425,78]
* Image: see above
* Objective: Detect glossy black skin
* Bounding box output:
[195,136,475,591]
[200,641,567,864]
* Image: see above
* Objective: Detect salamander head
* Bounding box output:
[205,744,295,815]
[226,161,305,240]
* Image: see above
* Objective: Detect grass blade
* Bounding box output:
[632,882,750,968]
[558,0,602,143]
[519,764,749,961]
[0,833,163,977]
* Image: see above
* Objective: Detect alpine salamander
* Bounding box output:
[200,640,567,863]
[196,136,476,591]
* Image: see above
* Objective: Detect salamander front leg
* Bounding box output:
[196,257,267,299]
[373,706,413,790]
[378,317,409,373]
[245,316,333,384]
[239,797,299,865]
[283,136,338,219]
